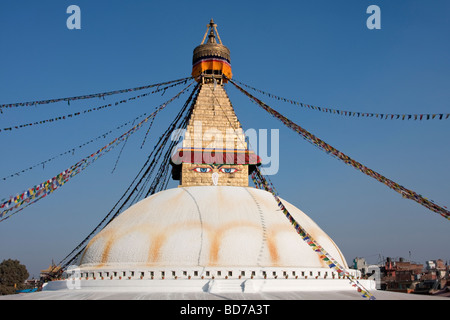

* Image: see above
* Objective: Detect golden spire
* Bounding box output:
[192,19,232,82]
[171,20,261,186]
[201,19,223,45]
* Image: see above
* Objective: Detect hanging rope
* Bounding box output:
[233,78,450,121]
[1,112,150,181]
[251,167,376,300]
[229,78,450,221]
[0,82,194,222]
[142,97,195,199]
[198,79,375,298]
[140,116,156,149]
[128,87,197,206]
[111,119,136,174]
[0,79,189,132]
[50,83,200,275]
[0,76,192,111]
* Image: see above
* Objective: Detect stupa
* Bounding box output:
[40,19,377,297]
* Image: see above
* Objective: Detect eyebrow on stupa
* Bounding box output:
[196,164,225,169]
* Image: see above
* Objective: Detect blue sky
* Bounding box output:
[0,0,449,278]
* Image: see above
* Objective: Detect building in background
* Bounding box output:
[352,256,449,296]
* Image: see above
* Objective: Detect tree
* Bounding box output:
[0,259,29,295]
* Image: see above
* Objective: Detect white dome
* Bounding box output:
[79,186,348,270]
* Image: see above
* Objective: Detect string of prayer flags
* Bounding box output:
[0,80,189,133]
[233,78,450,121]
[1,112,150,181]
[0,82,194,222]
[230,79,450,221]
[250,168,376,300]
[0,77,192,111]
[52,84,200,274]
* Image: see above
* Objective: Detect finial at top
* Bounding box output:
[192,19,232,82]
[200,18,223,45]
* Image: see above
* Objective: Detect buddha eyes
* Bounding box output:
[192,167,239,174]
[220,168,238,174]
[193,167,212,173]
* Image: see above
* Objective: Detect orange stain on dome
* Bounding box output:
[147,233,166,263]
[207,221,263,266]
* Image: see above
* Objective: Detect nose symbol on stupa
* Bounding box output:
[212,172,219,186]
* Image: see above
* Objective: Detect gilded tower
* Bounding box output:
[171,19,261,187]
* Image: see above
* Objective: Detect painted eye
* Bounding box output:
[220,168,238,174]
[193,167,212,173]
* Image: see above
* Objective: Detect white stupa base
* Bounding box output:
[42,278,377,293]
